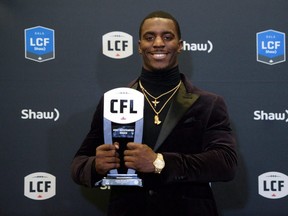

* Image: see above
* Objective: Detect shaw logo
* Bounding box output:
[21,108,60,121]
[102,31,133,59]
[258,172,288,199]
[256,29,286,65]
[253,110,288,122]
[24,172,56,200]
[24,26,55,62]
[182,40,213,53]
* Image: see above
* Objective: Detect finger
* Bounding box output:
[124,161,135,169]
[96,149,118,158]
[126,142,138,149]
[113,142,119,150]
[96,156,120,168]
[123,149,135,156]
[96,143,119,155]
[124,155,134,162]
[102,157,120,164]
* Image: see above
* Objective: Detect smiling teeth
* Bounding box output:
[153,54,166,58]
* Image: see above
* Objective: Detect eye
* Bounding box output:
[163,34,174,41]
[144,35,155,41]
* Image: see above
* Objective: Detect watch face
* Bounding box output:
[155,159,165,168]
[153,154,165,173]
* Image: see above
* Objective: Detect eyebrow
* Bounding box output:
[142,31,175,36]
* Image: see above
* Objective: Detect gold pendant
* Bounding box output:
[154,115,161,125]
[152,99,159,108]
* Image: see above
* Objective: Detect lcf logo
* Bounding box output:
[102,31,133,59]
[258,172,288,199]
[24,172,56,200]
[25,26,55,62]
[256,29,286,65]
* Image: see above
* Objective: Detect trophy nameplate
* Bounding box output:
[99,87,144,187]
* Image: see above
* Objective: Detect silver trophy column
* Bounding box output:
[100,87,144,187]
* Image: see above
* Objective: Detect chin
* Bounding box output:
[149,64,171,71]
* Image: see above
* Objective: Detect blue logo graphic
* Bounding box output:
[25,26,55,62]
[257,30,286,65]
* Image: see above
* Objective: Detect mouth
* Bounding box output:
[150,52,168,60]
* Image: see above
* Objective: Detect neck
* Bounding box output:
[139,66,180,93]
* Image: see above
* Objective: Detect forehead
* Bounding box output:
[141,18,178,36]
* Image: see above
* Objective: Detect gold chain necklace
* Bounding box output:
[139,80,181,108]
[139,80,181,125]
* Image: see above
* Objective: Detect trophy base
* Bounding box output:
[101,174,142,187]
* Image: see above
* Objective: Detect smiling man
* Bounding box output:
[71,11,237,216]
[138,15,183,71]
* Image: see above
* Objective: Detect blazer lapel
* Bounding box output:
[153,82,199,151]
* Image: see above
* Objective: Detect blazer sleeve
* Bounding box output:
[70,98,105,188]
[161,95,237,184]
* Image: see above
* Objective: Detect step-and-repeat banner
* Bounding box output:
[1,1,287,215]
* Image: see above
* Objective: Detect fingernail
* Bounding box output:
[114,142,119,149]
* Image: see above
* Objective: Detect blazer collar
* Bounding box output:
[153,82,199,151]
[130,77,199,151]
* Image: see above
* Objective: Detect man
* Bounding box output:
[71,11,237,216]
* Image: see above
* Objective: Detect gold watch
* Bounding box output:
[153,153,165,174]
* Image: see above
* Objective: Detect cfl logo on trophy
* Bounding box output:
[104,88,144,124]
[102,31,133,59]
[25,26,55,62]
[256,30,286,65]
[24,172,56,200]
[258,172,288,199]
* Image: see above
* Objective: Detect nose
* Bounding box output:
[153,36,165,47]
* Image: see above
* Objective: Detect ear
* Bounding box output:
[138,40,142,54]
[177,40,183,53]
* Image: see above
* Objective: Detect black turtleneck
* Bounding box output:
[138,66,181,149]
[139,66,181,94]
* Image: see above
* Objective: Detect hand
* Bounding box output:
[95,142,120,175]
[124,142,157,173]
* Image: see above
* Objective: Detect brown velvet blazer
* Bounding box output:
[71,74,237,216]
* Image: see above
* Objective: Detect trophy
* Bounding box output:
[100,87,144,187]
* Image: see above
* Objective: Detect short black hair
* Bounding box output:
[139,11,182,39]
